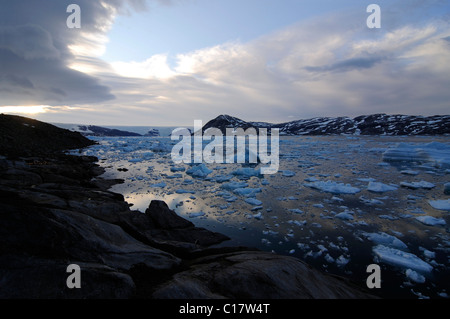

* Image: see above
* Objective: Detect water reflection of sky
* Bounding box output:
[81,135,450,299]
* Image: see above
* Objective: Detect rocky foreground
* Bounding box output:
[0,114,376,299]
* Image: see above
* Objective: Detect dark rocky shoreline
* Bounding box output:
[0,114,377,299]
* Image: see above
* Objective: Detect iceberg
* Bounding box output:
[373,245,433,274]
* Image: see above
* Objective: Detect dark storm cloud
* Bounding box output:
[304,56,386,73]
[0,0,147,106]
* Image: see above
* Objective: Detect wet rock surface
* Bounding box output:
[0,115,377,299]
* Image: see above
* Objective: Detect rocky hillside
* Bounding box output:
[202,114,450,135]
[0,114,95,157]
[0,115,377,299]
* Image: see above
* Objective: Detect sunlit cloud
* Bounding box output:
[111,54,176,79]
[0,105,51,115]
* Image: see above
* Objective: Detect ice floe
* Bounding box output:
[373,245,433,274]
[367,181,398,193]
[428,199,450,211]
[305,180,361,194]
[382,142,450,169]
[415,216,446,226]
[361,232,408,250]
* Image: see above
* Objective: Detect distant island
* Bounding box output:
[53,114,449,137]
[202,114,450,136]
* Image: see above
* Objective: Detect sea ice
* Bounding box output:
[361,232,408,250]
[221,181,248,191]
[245,198,263,206]
[405,269,426,284]
[233,187,262,197]
[281,170,296,177]
[367,181,398,193]
[335,211,354,221]
[289,209,304,214]
[150,182,166,188]
[415,216,446,226]
[187,212,206,218]
[186,163,213,178]
[400,181,435,190]
[231,167,262,178]
[305,180,361,195]
[382,142,450,169]
[372,245,433,273]
[445,183,450,195]
[428,199,450,211]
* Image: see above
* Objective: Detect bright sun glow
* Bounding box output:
[0,105,50,115]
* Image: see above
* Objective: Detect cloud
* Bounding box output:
[3,0,449,125]
[0,0,151,107]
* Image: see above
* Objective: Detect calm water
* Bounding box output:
[78,134,450,299]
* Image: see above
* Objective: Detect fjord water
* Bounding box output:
[77,134,450,299]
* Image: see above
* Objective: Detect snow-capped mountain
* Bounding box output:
[202,114,450,136]
[54,124,142,137]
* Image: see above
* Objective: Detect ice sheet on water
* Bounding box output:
[233,187,262,197]
[361,232,408,250]
[400,181,435,190]
[373,245,433,273]
[382,142,450,169]
[187,212,206,218]
[186,163,213,178]
[415,216,446,226]
[335,211,354,221]
[245,198,263,206]
[405,269,426,284]
[150,182,166,188]
[304,180,361,195]
[231,167,262,178]
[221,181,248,190]
[428,199,450,211]
[367,181,398,193]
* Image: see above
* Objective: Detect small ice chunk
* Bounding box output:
[282,170,296,177]
[405,269,426,283]
[335,211,354,221]
[289,209,304,214]
[150,182,166,188]
[188,212,206,218]
[362,232,408,250]
[429,199,450,211]
[245,198,263,206]
[305,180,360,195]
[401,170,419,176]
[373,245,433,273]
[415,216,446,226]
[175,189,195,194]
[400,181,435,190]
[186,163,213,178]
[367,181,398,193]
[231,167,262,178]
[253,212,263,220]
[233,187,262,197]
[445,183,450,195]
[336,255,350,267]
[221,181,248,191]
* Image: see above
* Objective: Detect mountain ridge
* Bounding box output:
[202,114,450,136]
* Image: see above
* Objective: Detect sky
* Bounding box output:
[0,0,449,126]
